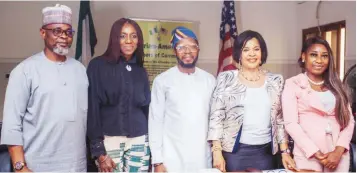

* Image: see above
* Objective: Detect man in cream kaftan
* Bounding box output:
[149,26,216,172]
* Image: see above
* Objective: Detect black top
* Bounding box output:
[86,56,150,158]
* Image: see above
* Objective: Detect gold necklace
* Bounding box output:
[239,69,261,82]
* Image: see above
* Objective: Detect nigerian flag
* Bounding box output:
[75,1,97,67]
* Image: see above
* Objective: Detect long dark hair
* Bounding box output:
[102,18,144,67]
[298,36,351,129]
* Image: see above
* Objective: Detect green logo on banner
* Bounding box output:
[149,25,168,41]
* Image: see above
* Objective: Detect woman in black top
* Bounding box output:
[87,18,150,172]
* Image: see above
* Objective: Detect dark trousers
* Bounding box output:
[223,143,274,172]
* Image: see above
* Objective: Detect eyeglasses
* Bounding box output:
[42,27,75,38]
[175,45,199,53]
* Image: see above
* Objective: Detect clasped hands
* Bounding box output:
[313,146,345,170]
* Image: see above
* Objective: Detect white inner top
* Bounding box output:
[240,81,272,145]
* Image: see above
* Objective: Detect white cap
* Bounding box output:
[42,4,72,26]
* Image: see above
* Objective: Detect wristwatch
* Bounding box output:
[13,161,26,171]
[280,148,291,154]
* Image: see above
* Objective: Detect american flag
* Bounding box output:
[217,0,238,75]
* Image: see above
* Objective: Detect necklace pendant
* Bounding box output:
[325,121,332,134]
[126,65,132,71]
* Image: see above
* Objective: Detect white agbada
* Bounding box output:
[149,66,216,172]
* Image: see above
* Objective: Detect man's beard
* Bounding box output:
[176,56,198,68]
[53,44,70,56]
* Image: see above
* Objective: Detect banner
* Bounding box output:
[132,18,197,88]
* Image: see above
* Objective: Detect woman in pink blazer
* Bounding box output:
[282,36,355,172]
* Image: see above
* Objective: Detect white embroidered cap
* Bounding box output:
[42,4,72,26]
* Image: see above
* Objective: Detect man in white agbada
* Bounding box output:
[149,26,216,172]
[1,4,88,172]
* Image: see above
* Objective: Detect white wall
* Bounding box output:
[0,1,80,61]
[296,1,356,71]
[239,1,299,63]
[237,1,300,78]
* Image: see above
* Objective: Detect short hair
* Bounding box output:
[232,30,268,66]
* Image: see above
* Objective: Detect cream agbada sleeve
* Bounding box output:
[148,77,166,164]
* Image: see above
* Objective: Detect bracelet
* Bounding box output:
[99,155,109,163]
[211,145,222,152]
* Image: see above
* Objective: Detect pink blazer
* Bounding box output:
[282,73,355,158]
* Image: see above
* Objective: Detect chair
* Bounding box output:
[0,122,12,172]
[349,137,356,172]
[0,145,11,172]
[344,65,356,172]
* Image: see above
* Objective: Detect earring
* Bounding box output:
[302,59,305,63]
